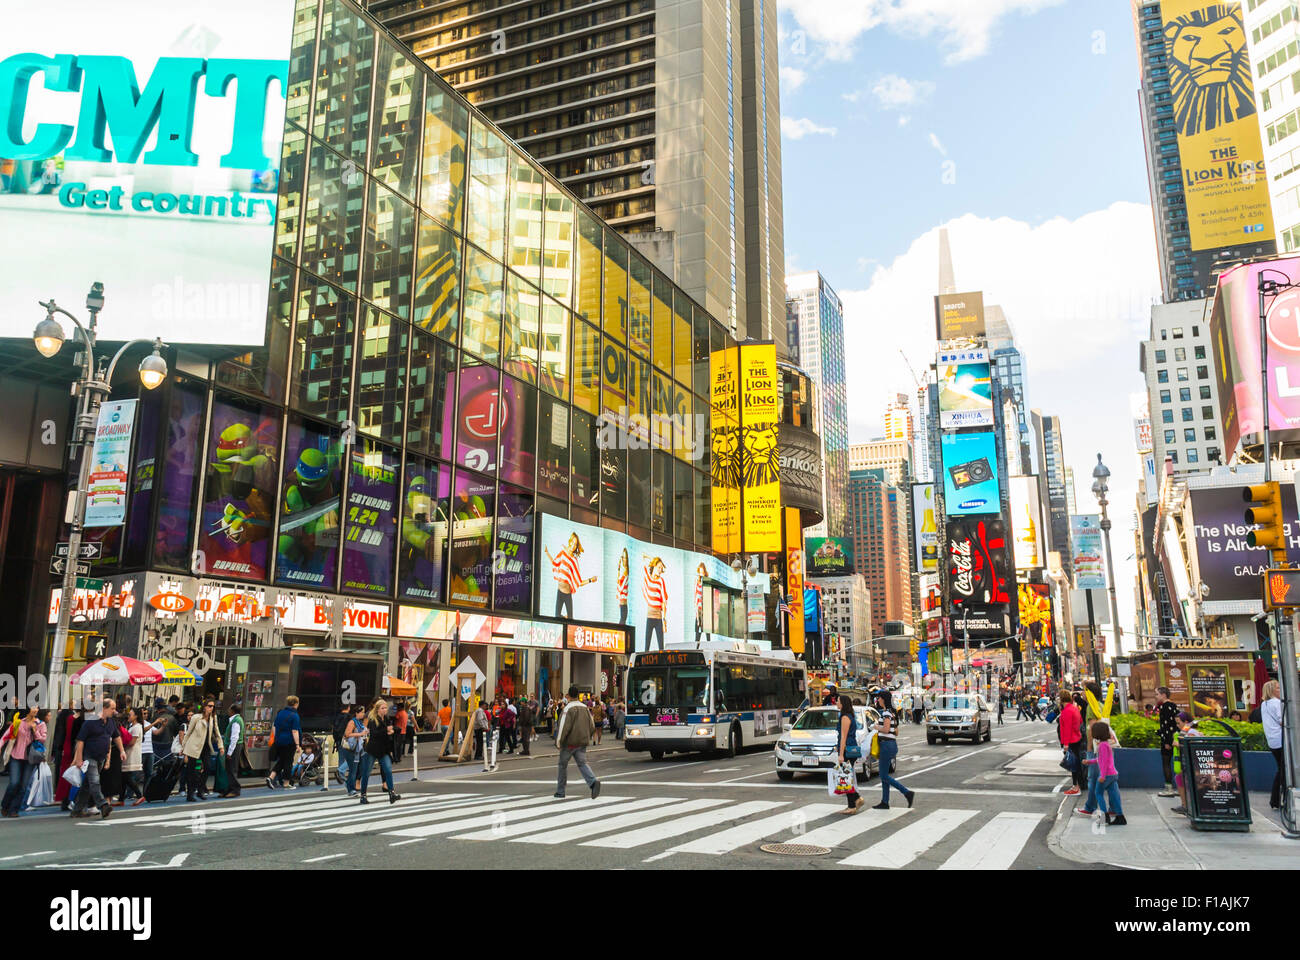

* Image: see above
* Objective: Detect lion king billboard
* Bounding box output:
[1161,0,1275,254]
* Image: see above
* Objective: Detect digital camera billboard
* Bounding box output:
[940,430,1000,516]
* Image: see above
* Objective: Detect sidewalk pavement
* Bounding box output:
[1049,787,1296,869]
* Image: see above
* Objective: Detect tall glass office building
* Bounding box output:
[23,0,750,751]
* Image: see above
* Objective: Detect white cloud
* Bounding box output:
[780,67,808,92]
[928,132,947,156]
[840,203,1159,632]
[898,115,911,127]
[781,116,838,139]
[841,90,865,104]
[871,74,935,110]
[779,0,1064,64]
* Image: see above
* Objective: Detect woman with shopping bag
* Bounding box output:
[835,695,864,815]
[0,707,46,817]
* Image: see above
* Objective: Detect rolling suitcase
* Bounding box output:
[143,754,183,802]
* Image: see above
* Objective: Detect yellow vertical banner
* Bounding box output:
[1162,0,1275,251]
[785,507,805,653]
[739,343,781,552]
[709,346,741,554]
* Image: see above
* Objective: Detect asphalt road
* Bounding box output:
[0,717,1089,870]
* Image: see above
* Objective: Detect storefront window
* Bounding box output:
[494,484,534,612]
[652,272,672,375]
[291,273,355,425]
[543,182,574,307]
[499,376,537,488]
[503,274,540,384]
[341,438,399,596]
[466,118,508,259]
[406,330,456,459]
[354,305,407,445]
[572,320,600,415]
[575,209,601,325]
[629,254,652,358]
[313,0,374,159]
[539,299,569,399]
[196,393,280,581]
[292,657,380,732]
[603,232,628,344]
[363,180,415,319]
[455,361,501,474]
[448,469,494,608]
[413,214,461,342]
[571,408,598,509]
[462,246,502,365]
[421,80,468,231]
[302,139,365,290]
[397,455,450,603]
[510,150,544,287]
[370,38,423,201]
[216,258,294,403]
[537,394,571,499]
[536,649,563,710]
[451,642,489,702]
[496,646,526,699]
[276,416,344,590]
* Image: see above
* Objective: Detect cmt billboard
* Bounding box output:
[1210,255,1300,456]
[1161,0,1275,256]
[935,291,986,340]
[940,430,1000,516]
[0,0,296,345]
[937,348,993,429]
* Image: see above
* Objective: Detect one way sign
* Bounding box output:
[50,557,91,577]
[55,542,102,560]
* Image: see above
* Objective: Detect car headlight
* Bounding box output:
[627,728,641,738]
[776,740,790,751]
[694,727,713,737]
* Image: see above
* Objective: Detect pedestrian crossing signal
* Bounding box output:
[1264,568,1300,610]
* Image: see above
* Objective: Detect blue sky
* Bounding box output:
[776,0,1160,646]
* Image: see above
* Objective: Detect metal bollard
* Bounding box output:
[320,741,330,791]
[410,738,419,782]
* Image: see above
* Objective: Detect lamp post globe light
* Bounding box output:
[1090,453,1122,683]
[35,283,168,694]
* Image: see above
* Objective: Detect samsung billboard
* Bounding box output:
[0,0,295,346]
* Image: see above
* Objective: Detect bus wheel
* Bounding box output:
[649,750,664,761]
[727,725,742,759]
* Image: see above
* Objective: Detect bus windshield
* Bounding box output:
[628,666,711,709]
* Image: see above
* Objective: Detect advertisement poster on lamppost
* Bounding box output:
[84,400,137,528]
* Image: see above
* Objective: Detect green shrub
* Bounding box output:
[1110,713,1160,748]
[1189,718,1267,752]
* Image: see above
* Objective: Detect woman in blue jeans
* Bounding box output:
[356,699,402,806]
[871,691,915,810]
[342,705,366,796]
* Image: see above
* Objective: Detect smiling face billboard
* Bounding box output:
[0,0,295,345]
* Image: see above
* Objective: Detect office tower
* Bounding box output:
[786,270,848,538]
[370,0,788,348]
[1138,299,1224,473]
[1064,466,1078,516]
[1132,0,1276,301]
[1031,411,1073,578]
[984,305,1033,472]
[1243,1,1300,251]
[808,575,873,675]
[847,468,911,637]
[848,438,911,487]
[883,393,913,444]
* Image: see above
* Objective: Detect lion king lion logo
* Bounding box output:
[1164,3,1256,137]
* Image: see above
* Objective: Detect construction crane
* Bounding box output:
[899,350,927,392]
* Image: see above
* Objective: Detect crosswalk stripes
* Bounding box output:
[666,803,844,856]
[109,788,1046,868]
[936,812,1044,870]
[453,796,683,842]
[584,800,787,849]
[838,809,977,869]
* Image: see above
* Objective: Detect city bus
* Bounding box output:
[624,642,808,759]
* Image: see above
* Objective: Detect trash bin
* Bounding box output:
[1181,719,1252,832]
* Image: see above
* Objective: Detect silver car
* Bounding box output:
[925,695,993,744]
[775,706,887,782]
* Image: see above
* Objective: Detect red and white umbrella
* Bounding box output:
[70,656,165,686]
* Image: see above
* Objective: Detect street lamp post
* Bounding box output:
[37,284,168,698]
[1091,454,1122,684]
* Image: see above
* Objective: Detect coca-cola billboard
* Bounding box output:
[944,517,1012,638]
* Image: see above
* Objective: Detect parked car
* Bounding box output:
[775,705,892,782]
[925,695,993,745]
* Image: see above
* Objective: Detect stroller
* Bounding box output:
[289,733,325,788]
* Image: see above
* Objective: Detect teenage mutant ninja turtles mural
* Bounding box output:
[340,440,400,595]
[276,420,343,588]
[197,399,280,580]
[397,460,450,603]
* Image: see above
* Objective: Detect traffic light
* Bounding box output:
[1264,568,1300,610]
[909,638,919,659]
[1244,482,1289,565]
